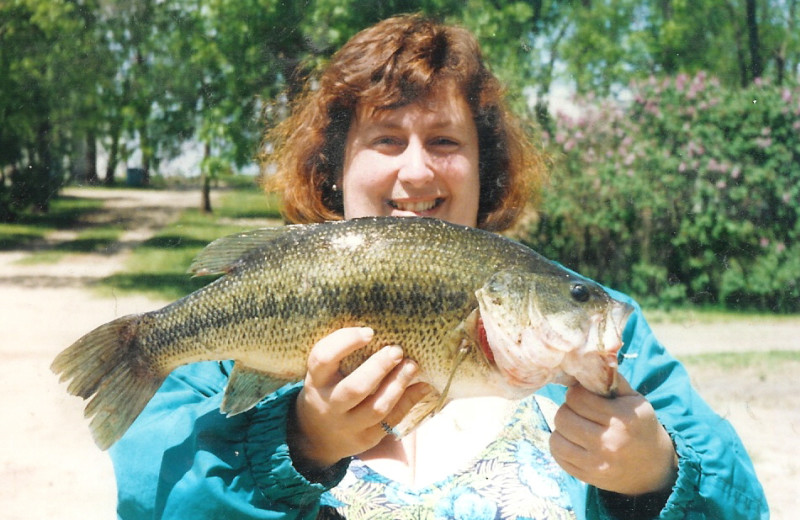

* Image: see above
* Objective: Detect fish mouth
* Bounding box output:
[476,317,495,364]
[387,198,444,214]
[612,300,635,333]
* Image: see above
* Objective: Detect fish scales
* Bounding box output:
[52,217,633,450]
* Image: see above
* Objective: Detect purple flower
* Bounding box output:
[675,73,689,92]
[623,153,636,166]
[755,137,772,149]
[708,158,725,172]
[687,141,705,157]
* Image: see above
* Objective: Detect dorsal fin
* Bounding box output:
[189,226,296,276]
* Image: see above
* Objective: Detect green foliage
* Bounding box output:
[530,73,800,312]
[3,0,798,219]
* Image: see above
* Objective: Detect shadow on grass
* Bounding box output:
[1,195,107,251]
[141,234,212,250]
[0,229,42,250]
[219,208,283,220]
[51,237,117,253]
[16,196,105,229]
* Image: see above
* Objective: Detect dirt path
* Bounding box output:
[1,187,202,520]
[1,187,797,519]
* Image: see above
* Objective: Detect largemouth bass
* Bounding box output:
[52,217,633,450]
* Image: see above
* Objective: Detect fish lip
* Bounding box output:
[612,300,635,335]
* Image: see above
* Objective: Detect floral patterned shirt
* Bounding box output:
[320,396,576,520]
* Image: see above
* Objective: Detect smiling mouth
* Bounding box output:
[388,198,444,212]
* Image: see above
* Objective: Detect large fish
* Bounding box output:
[52,217,633,450]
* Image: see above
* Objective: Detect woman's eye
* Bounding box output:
[430,137,460,149]
[372,137,404,150]
[374,136,402,145]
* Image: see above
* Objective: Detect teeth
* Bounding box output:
[391,199,439,212]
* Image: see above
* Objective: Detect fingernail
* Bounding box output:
[401,360,418,377]
[386,345,403,360]
[360,327,374,341]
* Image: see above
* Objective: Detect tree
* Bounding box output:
[0,0,107,215]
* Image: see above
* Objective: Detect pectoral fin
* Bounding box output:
[222,364,293,415]
[392,340,471,438]
[392,390,444,438]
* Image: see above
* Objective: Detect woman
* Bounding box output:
[111,14,768,519]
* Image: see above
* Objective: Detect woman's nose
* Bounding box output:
[397,140,434,185]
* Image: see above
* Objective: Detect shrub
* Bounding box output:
[528,73,799,312]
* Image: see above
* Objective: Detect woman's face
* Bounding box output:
[340,88,480,228]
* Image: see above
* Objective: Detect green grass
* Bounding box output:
[0,196,105,250]
[97,189,282,300]
[643,307,800,324]
[216,189,283,220]
[679,350,800,370]
[16,225,126,264]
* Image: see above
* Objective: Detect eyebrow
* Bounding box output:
[360,116,457,131]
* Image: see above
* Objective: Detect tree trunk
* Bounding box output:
[140,127,152,186]
[32,119,53,213]
[725,1,749,87]
[745,0,762,81]
[86,132,98,185]
[105,122,121,185]
[201,141,213,213]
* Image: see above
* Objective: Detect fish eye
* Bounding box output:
[570,283,590,303]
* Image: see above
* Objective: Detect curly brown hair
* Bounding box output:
[262,14,545,232]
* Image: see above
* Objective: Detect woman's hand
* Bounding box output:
[549,373,678,496]
[289,327,431,471]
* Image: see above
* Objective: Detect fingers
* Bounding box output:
[306,327,375,386]
[551,398,603,467]
[351,356,429,427]
[333,345,406,407]
[611,371,638,397]
[550,374,678,495]
[292,326,432,468]
[564,373,642,425]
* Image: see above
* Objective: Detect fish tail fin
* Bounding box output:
[51,314,164,450]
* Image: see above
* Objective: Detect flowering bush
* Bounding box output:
[528,73,800,312]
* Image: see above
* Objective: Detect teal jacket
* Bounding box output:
[110,292,768,519]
